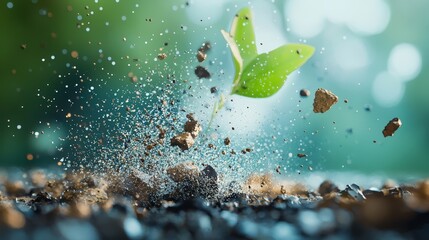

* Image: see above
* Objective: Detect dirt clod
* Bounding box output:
[170,132,195,150]
[194,66,211,79]
[184,113,202,138]
[313,88,338,113]
[382,117,402,137]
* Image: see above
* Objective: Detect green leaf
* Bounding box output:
[230,7,258,70]
[232,44,315,98]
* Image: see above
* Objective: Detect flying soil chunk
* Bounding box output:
[382,117,402,137]
[170,114,202,150]
[184,113,202,138]
[313,88,338,113]
[170,132,195,151]
[194,66,211,79]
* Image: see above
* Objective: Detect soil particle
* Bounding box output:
[184,113,202,138]
[210,86,218,94]
[194,66,211,79]
[382,117,402,137]
[299,89,311,97]
[313,88,338,113]
[297,153,307,158]
[156,125,166,139]
[364,104,372,112]
[196,50,207,62]
[224,137,231,146]
[199,41,212,53]
[170,132,195,150]
[157,53,167,60]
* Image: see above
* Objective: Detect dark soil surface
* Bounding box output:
[1,169,429,240]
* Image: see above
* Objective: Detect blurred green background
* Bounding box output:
[1,0,428,176]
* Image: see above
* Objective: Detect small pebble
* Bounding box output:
[299,89,310,97]
[194,66,211,79]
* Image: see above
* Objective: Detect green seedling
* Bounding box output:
[211,7,314,121]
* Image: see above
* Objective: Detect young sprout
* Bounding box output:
[223,7,315,98]
[210,7,315,125]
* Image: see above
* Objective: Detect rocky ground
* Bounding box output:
[0,168,429,240]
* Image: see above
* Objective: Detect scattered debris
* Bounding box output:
[194,66,211,79]
[198,165,218,199]
[297,153,307,158]
[313,88,338,113]
[245,173,273,195]
[156,125,166,139]
[275,165,282,174]
[157,53,167,60]
[210,86,218,94]
[224,137,231,146]
[382,117,402,137]
[299,89,310,97]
